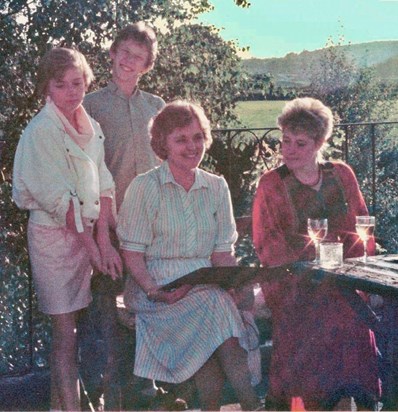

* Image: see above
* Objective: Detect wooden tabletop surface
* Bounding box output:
[160,255,398,298]
[305,254,398,297]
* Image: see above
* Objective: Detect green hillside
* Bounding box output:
[374,56,398,82]
[243,40,398,87]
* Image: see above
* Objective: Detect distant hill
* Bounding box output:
[242,40,398,88]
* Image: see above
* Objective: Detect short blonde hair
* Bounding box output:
[36,47,94,97]
[110,22,158,71]
[277,97,334,144]
[150,100,213,161]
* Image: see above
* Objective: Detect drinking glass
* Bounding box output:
[307,218,328,264]
[319,242,343,269]
[355,216,375,262]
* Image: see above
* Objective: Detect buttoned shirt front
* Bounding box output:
[117,161,238,285]
[84,82,165,209]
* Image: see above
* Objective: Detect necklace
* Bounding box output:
[295,165,321,187]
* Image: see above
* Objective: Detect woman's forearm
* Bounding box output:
[121,250,194,304]
[96,196,118,253]
[96,196,116,233]
[121,250,158,294]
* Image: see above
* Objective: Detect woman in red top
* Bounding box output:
[252,97,381,410]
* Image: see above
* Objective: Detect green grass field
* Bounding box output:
[235,99,398,128]
[235,100,285,129]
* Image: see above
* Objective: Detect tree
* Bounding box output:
[242,73,273,101]
[143,24,248,127]
[306,37,397,252]
[306,37,393,124]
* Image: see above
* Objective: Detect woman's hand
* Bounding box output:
[83,236,105,273]
[122,250,192,304]
[95,196,123,279]
[148,285,192,304]
[66,200,107,272]
[99,242,123,280]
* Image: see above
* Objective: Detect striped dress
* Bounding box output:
[117,161,245,383]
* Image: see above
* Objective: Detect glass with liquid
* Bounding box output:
[307,218,328,264]
[355,216,375,262]
[320,242,343,269]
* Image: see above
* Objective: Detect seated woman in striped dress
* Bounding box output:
[117,100,261,411]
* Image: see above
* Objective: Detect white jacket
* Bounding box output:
[13,103,115,230]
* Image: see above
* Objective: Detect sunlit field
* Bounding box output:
[235,100,285,129]
[235,99,398,129]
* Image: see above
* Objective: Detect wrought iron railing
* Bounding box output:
[0,121,397,381]
[336,120,398,215]
[213,120,398,217]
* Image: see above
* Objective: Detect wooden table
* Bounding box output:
[166,254,398,295]
[192,255,398,410]
[298,254,398,410]
[143,256,398,409]
[304,254,398,296]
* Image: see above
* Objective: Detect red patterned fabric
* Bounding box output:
[252,161,381,410]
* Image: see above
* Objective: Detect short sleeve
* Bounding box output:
[116,173,160,252]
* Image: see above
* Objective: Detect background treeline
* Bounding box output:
[243,39,398,100]
[244,39,398,89]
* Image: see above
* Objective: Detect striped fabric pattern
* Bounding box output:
[128,282,244,383]
[117,161,243,382]
[117,161,238,285]
[181,190,197,254]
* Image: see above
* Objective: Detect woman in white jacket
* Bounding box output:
[13,47,122,411]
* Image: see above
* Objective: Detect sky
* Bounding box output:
[197,0,398,58]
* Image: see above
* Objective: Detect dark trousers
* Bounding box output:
[78,273,137,411]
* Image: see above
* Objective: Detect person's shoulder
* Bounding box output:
[22,107,58,139]
[136,89,165,108]
[325,160,355,177]
[259,165,284,185]
[323,161,360,193]
[134,166,161,186]
[254,166,286,200]
[123,167,157,197]
[125,167,162,202]
[199,168,221,179]
[198,168,227,186]
[84,87,109,104]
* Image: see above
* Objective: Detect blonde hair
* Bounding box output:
[36,47,94,97]
[150,100,212,161]
[277,97,334,144]
[110,22,158,71]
